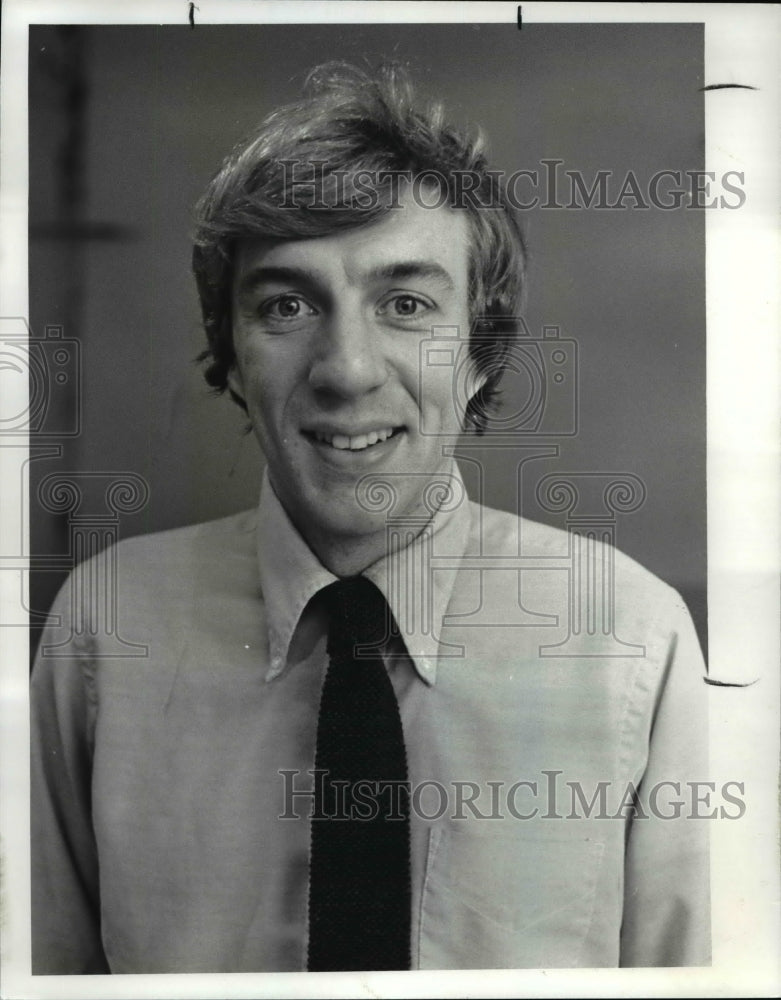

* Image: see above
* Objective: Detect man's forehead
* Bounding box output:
[233,201,470,288]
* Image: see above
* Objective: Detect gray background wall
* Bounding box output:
[29,22,706,656]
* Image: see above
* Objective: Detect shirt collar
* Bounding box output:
[256,466,471,686]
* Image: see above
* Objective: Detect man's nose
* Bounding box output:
[308,311,388,398]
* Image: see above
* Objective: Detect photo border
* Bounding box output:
[1,2,778,998]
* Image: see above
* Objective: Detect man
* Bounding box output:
[31,62,709,973]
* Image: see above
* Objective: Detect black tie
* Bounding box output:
[307,576,412,971]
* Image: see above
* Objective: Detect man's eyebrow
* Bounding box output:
[235,259,456,297]
[363,260,455,289]
[235,266,317,297]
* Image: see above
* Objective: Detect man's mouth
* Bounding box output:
[304,427,402,452]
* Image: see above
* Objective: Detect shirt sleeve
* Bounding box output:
[619,592,711,967]
[30,574,110,974]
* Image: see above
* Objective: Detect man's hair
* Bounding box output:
[192,61,527,432]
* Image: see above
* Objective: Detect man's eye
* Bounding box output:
[394,296,421,316]
[380,294,434,319]
[260,294,316,320]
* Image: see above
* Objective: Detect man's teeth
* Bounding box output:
[314,428,395,450]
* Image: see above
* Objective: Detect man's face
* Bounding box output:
[230,195,474,560]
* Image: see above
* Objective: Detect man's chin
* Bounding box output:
[304,502,394,545]
[285,499,402,575]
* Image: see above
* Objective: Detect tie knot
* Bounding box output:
[322,576,391,650]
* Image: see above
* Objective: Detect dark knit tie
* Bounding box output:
[307,576,412,971]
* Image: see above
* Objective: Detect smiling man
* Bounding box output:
[30,63,710,974]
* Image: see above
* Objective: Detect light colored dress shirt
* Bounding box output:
[30,468,710,973]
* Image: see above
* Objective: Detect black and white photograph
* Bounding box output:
[1,2,778,997]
